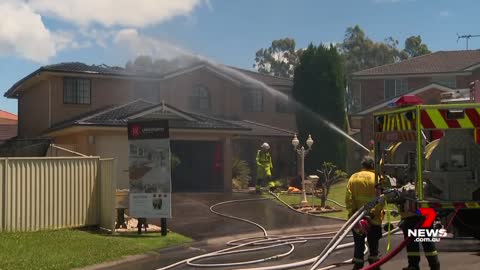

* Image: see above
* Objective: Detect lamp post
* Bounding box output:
[292,134,314,206]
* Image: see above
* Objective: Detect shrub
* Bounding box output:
[232,159,251,189]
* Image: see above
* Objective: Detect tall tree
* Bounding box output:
[402,35,431,58]
[254,38,302,78]
[293,44,347,171]
[340,26,431,111]
[340,25,403,76]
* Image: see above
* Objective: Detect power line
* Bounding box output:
[457,33,480,50]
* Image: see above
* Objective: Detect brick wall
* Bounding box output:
[17,67,296,137]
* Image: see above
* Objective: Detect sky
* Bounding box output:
[1,0,480,114]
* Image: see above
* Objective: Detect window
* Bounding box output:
[64,78,91,104]
[190,85,210,111]
[384,79,408,100]
[432,77,456,88]
[348,82,362,113]
[243,89,263,112]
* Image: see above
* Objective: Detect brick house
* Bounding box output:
[0,110,17,142]
[347,50,480,171]
[4,62,297,191]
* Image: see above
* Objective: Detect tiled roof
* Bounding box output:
[41,62,159,77]
[353,50,480,77]
[46,100,249,133]
[227,120,295,137]
[160,62,292,90]
[5,61,292,97]
[351,83,459,116]
[0,110,17,121]
[229,67,293,90]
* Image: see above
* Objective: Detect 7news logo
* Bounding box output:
[407,208,447,242]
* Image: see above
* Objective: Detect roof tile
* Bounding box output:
[353,50,480,77]
[46,100,248,133]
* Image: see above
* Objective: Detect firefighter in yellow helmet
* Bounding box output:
[345,156,384,270]
[256,142,273,190]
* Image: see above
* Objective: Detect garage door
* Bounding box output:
[171,141,223,192]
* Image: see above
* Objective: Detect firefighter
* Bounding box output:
[256,142,273,189]
[346,156,383,270]
[398,183,440,270]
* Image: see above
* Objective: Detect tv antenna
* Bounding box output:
[457,33,480,50]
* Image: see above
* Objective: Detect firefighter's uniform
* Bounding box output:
[398,186,440,270]
[256,147,273,187]
[346,169,384,269]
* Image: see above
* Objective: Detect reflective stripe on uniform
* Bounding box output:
[407,251,438,257]
[368,255,380,260]
[352,257,364,263]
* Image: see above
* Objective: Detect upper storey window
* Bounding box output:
[64,78,91,104]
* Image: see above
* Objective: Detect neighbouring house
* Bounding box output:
[347,50,480,172]
[4,61,297,191]
[0,110,17,142]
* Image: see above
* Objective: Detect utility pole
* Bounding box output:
[457,34,480,50]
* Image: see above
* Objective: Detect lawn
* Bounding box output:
[271,180,400,221]
[0,229,192,270]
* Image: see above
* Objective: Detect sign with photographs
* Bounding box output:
[128,120,171,218]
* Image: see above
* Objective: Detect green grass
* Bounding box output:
[271,180,400,221]
[0,229,192,270]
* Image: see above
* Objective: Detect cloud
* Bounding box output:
[53,31,93,50]
[0,1,55,62]
[439,10,451,17]
[0,0,210,62]
[27,0,205,27]
[113,28,190,60]
[79,28,115,48]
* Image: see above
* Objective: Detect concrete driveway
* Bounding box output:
[151,192,344,240]
[87,193,479,270]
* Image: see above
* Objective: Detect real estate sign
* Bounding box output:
[127,120,172,218]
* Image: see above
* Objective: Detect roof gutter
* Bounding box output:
[4,68,43,98]
[44,124,249,137]
[4,69,164,99]
[352,71,472,80]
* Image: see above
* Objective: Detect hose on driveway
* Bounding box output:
[155,195,399,270]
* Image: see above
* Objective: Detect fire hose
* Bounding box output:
[156,191,404,270]
[360,219,425,270]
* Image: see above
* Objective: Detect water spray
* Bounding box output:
[139,41,371,153]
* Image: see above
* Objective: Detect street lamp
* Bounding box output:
[292,134,314,206]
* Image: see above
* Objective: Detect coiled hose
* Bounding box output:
[156,195,399,270]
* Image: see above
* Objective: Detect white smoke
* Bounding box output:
[114,29,189,61]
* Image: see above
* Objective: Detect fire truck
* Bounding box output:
[372,81,480,239]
